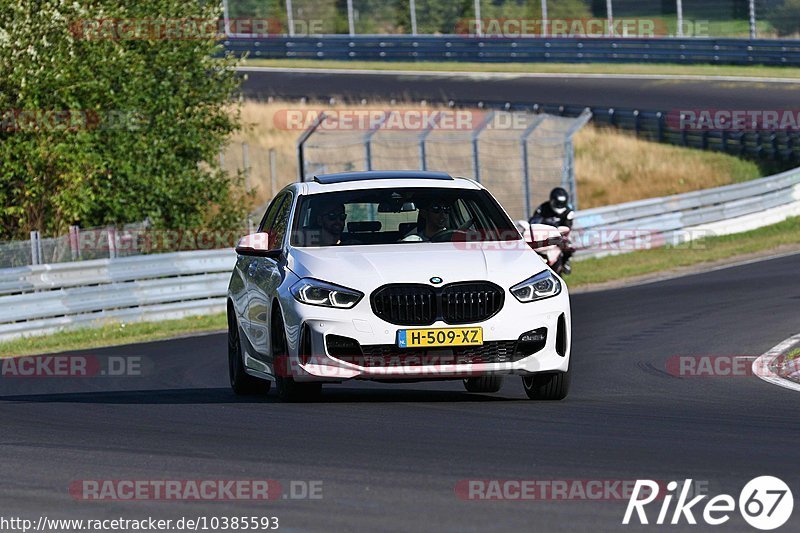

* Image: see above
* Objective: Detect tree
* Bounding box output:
[0,0,246,240]
[767,0,800,36]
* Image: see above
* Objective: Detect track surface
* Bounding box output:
[240,69,800,110]
[1,253,799,531]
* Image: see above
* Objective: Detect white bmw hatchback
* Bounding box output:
[227,171,571,401]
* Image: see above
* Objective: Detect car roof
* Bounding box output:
[314,170,453,184]
[299,171,482,195]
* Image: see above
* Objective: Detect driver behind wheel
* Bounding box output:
[401,198,452,242]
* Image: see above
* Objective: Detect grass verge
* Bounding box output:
[3,216,799,356]
[0,313,226,358]
[242,59,800,79]
[569,215,800,286]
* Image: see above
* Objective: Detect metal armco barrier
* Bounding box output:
[0,250,236,341]
[225,36,800,66]
[572,165,800,259]
[1,165,799,340]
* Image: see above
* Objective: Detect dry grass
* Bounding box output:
[225,100,762,211]
[573,126,761,208]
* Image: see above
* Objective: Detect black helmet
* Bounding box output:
[549,187,569,211]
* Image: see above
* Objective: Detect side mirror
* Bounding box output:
[528,224,564,248]
[235,232,283,259]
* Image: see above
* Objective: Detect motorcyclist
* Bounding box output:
[529,187,575,274]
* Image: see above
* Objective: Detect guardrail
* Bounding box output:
[0,250,235,341]
[1,165,799,341]
[225,36,800,66]
[572,165,800,259]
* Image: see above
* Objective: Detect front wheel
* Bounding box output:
[522,366,570,400]
[228,313,270,395]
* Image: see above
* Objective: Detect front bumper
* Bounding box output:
[280,287,571,382]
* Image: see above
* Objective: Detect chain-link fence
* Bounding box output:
[298,109,591,220]
[224,0,796,39]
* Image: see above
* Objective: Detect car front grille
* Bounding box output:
[371,282,504,326]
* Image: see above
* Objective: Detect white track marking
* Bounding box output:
[753,333,800,393]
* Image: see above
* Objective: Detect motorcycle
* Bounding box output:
[516,219,575,276]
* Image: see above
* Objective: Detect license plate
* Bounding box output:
[397,327,483,348]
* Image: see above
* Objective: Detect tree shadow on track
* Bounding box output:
[0,386,525,404]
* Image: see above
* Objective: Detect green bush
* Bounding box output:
[0,0,246,240]
[767,0,800,36]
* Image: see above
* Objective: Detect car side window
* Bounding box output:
[268,193,293,250]
[258,193,287,233]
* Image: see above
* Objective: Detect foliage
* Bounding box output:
[0,0,246,240]
[766,0,800,36]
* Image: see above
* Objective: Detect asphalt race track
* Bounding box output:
[239,68,800,110]
[1,252,798,531]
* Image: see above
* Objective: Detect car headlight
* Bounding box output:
[290,278,363,309]
[510,270,561,303]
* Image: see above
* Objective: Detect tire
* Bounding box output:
[463,376,504,393]
[228,312,270,395]
[522,366,570,401]
[271,311,322,402]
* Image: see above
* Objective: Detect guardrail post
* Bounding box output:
[286,0,295,37]
[242,142,251,192]
[269,148,278,197]
[633,110,640,137]
[418,111,442,171]
[364,111,394,172]
[656,112,664,142]
[107,227,117,259]
[296,111,327,182]
[520,115,548,220]
[30,230,41,265]
[471,111,495,184]
[69,225,81,261]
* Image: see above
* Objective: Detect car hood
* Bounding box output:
[287,242,548,291]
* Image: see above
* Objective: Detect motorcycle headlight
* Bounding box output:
[290,278,363,309]
[510,270,561,303]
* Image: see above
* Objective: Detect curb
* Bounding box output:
[753,333,800,393]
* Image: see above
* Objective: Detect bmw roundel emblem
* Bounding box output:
[430,277,443,284]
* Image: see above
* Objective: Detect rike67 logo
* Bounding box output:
[623,477,793,530]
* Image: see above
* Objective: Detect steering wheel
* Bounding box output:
[429,228,457,242]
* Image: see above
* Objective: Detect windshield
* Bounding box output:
[290,187,520,247]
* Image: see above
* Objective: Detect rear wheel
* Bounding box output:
[522,366,570,401]
[228,312,269,395]
[271,311,322,402]
[463,376,504,393]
